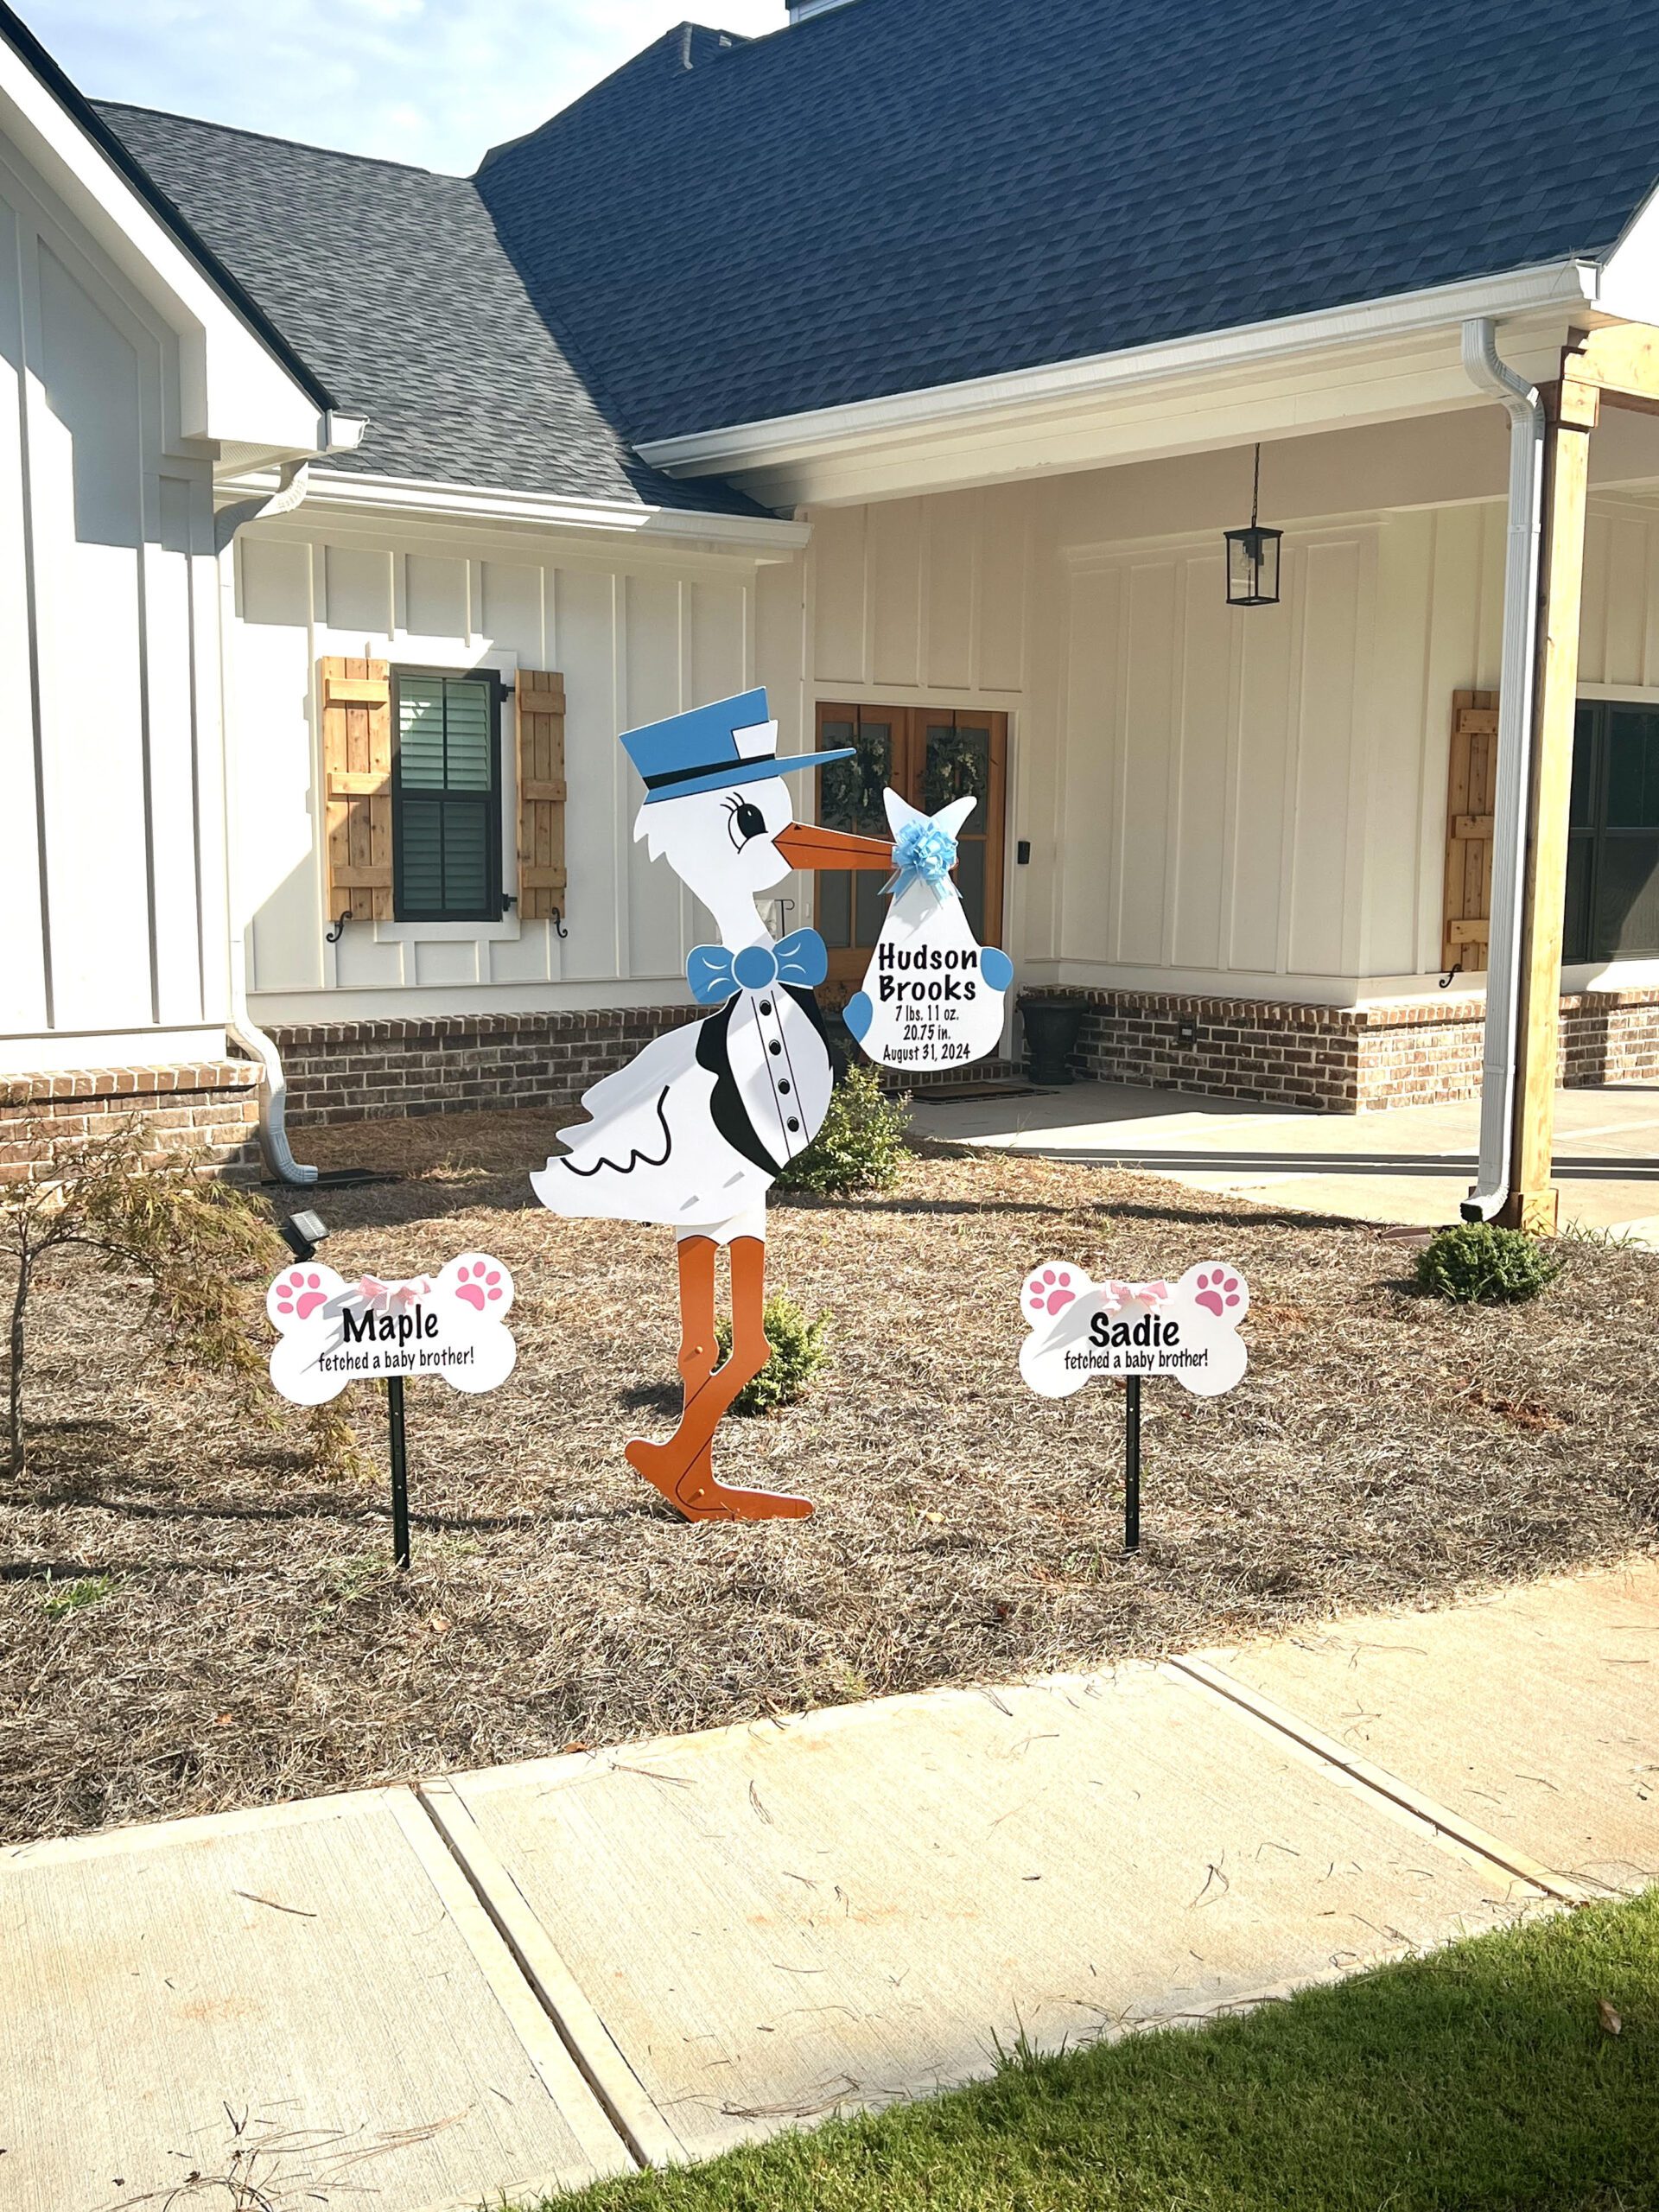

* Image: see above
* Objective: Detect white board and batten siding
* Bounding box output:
[232,529,763,1021]
[0,126,226,1075]
[1058,525,1387,996]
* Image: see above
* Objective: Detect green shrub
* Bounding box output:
[1415,1222,1561,1305]
[716,1294,830,1415]
[776,1065,908,1196]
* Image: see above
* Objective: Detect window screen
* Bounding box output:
[392,671,501,921]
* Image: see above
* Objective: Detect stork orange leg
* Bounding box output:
[626,1237,813,1522]
[675,1236,720,1401]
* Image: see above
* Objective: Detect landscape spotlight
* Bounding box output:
[279,1210,331,1263]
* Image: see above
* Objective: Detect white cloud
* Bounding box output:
[26,0,789,173]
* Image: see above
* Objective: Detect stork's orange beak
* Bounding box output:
[774,822,894,871]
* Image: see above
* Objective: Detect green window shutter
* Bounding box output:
[392,671,502,919]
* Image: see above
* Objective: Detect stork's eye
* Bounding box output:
[727,798,766,850]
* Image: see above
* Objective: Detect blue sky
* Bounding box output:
[25,0,785,174]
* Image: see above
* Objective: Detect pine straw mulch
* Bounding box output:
[2,1109,1656,1847]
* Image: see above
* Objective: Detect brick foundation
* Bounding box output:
[268,1007,1025,1131]
[270,1008,703,1127]
[0,1061,263,1183]
[1023,985,1659,1113]
[247,981,1659,1135]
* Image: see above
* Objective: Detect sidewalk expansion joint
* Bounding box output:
[1169,1655,1591,1905]
[414,1777,683,2171]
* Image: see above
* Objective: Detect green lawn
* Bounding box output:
[520,1894,1659,2212]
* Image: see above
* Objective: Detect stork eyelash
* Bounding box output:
[726,796,767,851]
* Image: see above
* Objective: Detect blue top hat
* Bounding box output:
[621,687,854,805]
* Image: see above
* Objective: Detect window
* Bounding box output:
[1563,701,1659,962]
[391,669,503,922]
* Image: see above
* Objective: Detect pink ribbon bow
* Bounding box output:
[1096,1279,1172,1313]
[355,1274,435,1315]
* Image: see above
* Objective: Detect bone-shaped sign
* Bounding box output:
[1019,1261,1249,1400]
[265,1252,517,1405]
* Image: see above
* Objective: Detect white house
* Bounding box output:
[8,0,1659,1228]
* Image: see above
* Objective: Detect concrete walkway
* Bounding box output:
[909,1079,1659,1238]
[3,1560,1656,2211]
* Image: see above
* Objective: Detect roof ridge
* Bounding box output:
[478,19,758,175]
[93,98,451,180]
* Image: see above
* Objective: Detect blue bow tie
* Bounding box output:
[687,928,828,1005]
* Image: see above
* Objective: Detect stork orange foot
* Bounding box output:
[624,1434,813,1522]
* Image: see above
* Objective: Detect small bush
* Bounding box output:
[1416,1222,1561,1305]
[0,1114,363,1482]
[716,1293,830,1414]
[776,1065,908,1196]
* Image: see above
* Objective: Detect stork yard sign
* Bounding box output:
[1020,1262,1250,1552]
[531,684,1010,1526]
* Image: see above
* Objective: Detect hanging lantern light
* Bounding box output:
[1224,442,1282,607]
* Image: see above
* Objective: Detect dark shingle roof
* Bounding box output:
[476,0,1659,442]
[95,100,764,514]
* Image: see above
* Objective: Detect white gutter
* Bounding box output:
[215,460,321,1185]
[216,466,811,555]
[639,261,1596,477]
[1458,318,1546,1222]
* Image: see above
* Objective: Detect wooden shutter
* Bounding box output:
[320,657,393,922]
[1442,689,1498,971]
[515,670,568,920]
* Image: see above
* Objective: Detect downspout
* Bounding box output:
[1458,319,1546,1222]
[214,461,318,1185]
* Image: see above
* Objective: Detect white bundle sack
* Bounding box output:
[843,791,1013,1072]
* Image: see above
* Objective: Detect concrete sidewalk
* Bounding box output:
[908,1079,1659,1239]
[3,1560,1656,2211]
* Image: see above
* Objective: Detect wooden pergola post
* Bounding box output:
[1500,323,1659,1233]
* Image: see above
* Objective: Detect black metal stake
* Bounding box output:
[1124,1376,1141,1554]
[386,1376,410,1570]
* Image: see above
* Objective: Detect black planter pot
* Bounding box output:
[1020,997,1085,1086]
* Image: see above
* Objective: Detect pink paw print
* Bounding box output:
[275,1269,327,1321]
[1195,1269,1243,1319]
[1026,1267,1077,1319]
[455,1261,505,1312]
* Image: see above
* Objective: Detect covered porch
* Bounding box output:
[732,279,1659,1234]
[909,1077,1659,1243]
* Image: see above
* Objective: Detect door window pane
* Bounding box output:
[821,719,894,836]
[817,715,896,953]
[922,721,991,812]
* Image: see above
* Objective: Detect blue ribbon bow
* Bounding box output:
[885,817,960,904]
[687,927,829,1005]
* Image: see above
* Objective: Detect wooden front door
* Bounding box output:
[812,702,1008,991]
